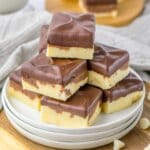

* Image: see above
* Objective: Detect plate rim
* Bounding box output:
[4,104,143,149]
[2,68,145,132]
[2,94,142,142]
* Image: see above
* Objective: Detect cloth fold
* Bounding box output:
[0,11,51,87]
[1,1,150,87]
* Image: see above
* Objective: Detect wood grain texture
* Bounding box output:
[45,0,145,26]
[0,97,149,150]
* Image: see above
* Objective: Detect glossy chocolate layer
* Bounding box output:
[9,70,40,99]
[39,25,49,53]
[21,53,88,86]
[47,12,95,48]
[103,73,143,102]
[41,85,102,118]
[83,0,117,5]
[88,43,129,76]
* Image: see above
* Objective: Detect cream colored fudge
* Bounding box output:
[102,73,143,113]
[47,45,94,60]
[88,67,129,90]
[79,0,118,17]
[21,54,88,101]
[88,43,130,89]
[102,91,143,114]
[40,86,102,128]
[46,12,95,60]
[8,70,41,111]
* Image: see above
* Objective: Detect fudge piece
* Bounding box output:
[102,73,143,113]
[21,53,88,101]
[39,25,49,53]
[88,43,129,89]
[79,0,118,17]
[8,70,41,111]
[47,12,95,60]
[40,85,102,128]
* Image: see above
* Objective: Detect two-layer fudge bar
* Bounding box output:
[102,73,143,113]
[39,25,49,53]
[46,12,95,60]
[8,70,41,110]
[88,43,129,89]
[40,85,102,128]
[21,53,88,101]
[79,0,118,17]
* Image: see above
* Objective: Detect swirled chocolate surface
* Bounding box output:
[103,73,143,102]
[47,12,95,48]
[21,53,88,86]
[41,85,102,118]
[88,43,129,76]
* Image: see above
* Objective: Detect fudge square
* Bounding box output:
[8,70,41,111]
[102,73,143,113]
[21,53,88,101]
[40,85,102,128]
[79,0,118,17]
[46,12,95,60]
[88,43,129,89]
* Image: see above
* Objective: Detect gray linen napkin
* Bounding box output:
[0,11,51,87]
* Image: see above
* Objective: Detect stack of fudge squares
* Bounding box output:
[8,12,143,128]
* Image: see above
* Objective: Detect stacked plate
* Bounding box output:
[1,70,145,149]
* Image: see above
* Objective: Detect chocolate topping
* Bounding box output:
[88,43,129,76]
[9,70,22,84]
[41,85,102,118]
[21,53,88,86]
[47,12,95,48]
[39,25,49,53]
[83,0,117,5]
[103,73,143,102]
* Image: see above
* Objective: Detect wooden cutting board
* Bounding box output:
[45,0,145,26]
[0,93,149,150]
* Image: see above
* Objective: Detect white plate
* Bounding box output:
[2,69,145,134]
[2,95,142,142]
[4,105,143,149]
